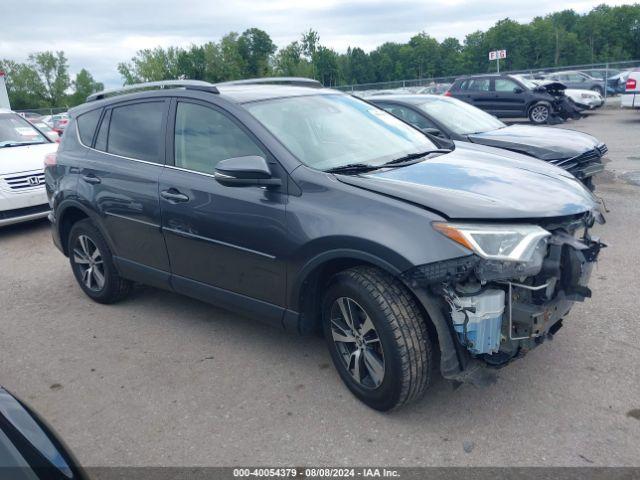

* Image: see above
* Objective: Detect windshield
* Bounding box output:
[417,96,505,135]
[245,94,436,170]
[0,113,49,147]
[512,75,538,90]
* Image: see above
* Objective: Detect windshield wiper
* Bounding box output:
[381,149,451,167]
[324,163,381,174]
[0,142,45,148]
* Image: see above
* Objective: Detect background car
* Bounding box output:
[41,113,69,135]
[544,70,606,96]
[414,83,451,95]
[371,94,606,190]
[446,73,576,124]
[0,108,58,227]
[608,70,633,95]
[621,69,640,109]
[581,68,621,81]
[31,120,61,142]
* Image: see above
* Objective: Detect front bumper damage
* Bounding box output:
[402,213,605,386]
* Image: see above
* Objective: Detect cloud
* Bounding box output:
[1,0,631,88]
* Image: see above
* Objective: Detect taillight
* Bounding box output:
[44,152,57,167]
[444,90,452,97]
[626,78,637,91]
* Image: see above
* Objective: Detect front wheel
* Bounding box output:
[322,266,432,411]
[528,103,551,124]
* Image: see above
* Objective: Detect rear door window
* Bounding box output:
[494,78,519,92]
[107,101,166,163]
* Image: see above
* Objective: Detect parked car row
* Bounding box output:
[369,93,605,190]
[36,78,606,411]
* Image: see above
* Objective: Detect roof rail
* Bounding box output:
[86,80,219,102]
[215,77,323,88]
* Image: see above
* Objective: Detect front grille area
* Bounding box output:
[1,171,45,191]
[549,144,607,176]
[0,203,49,220]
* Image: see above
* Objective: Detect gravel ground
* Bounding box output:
[1,107,639,467]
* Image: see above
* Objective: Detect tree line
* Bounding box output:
[3,4,640,109]
[0,52,104,110]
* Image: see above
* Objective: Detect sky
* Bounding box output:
[0,0,634,88]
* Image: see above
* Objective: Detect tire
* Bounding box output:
[591,86,604,96]
[322,266,432,411]
[528,102,551,124]
[68,219,132,304]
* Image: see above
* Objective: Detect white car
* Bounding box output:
[621,70,640,109]
[0,109,58,227]
[564,88,604,110]
[521,77,604,110]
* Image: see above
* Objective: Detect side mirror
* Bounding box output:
[214,156,281,187]
[513,87,524,94]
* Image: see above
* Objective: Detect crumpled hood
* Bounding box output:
[337,143,599,220]
[467,124,601,161]
[0,143,58,176]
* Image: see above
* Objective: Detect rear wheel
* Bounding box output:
[322,266,432,411]
[591,86,604,96]
[528,103,551,124]
[68,219,132,304]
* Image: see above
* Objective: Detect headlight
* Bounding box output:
[433,222,550,262]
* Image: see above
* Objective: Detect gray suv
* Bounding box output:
[545,71,606,96]
[46,79,605,410]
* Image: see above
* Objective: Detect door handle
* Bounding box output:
[82,174,101,185]
[160,189,189,203]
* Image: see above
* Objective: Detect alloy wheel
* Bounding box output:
[531,105,549,123]
[73,235,105,291]
[330,297,385,389]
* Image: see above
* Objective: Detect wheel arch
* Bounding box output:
[290,249,425,336]
[56,201,114,257]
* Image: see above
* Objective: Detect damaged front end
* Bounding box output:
[402,211,605,384]
[536,81,583,121]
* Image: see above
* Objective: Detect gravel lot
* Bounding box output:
[1,107,639,467]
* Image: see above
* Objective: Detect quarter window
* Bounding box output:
[466,78,490,91]
[174,102,265,174]
[107,102,165,163]
[76,109,102,146]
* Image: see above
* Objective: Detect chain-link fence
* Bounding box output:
[14,107,68,118]
[334,59,640,99]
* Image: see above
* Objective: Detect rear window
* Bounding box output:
[77,109,102,146]
[107,102,165,163]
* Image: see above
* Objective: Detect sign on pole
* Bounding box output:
[488,50,507,72]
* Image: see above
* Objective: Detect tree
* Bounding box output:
[238,28,276,77]
[70,69,104,106]
[28,51,70,106]
[274,41,312,77]
[0,59,46,109]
